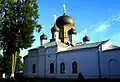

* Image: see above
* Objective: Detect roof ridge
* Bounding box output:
[92,39,109,44]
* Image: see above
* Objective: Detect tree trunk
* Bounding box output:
[11,51,17,78]
[11,54,14,78]
[14,52,17,73]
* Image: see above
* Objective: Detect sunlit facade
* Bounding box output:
[23,5,120,79]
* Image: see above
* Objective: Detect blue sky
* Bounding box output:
[21,0,120,59]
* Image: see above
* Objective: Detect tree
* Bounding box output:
[0,52,23,78]
[2,54,12,78]
[15,52,23,73]
[0,0,41,78]
[0,54,3,77]
[0,54,2,60]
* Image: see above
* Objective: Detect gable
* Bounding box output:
[101,40,113,51]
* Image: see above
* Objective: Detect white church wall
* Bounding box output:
[100,49,120,79]
[69,34,76,45]
[101,40,112,51]
[41,39,48,46]
[38,55,46,77]
[23,55,28,76]
[46,53,57,78]
[29,49,38,56]
[56,48,99,79]
[38,46,46,55]
[45,46,58,77]
[54,32,59,41]
[27,55,38,77]
[23,39,120,79]
[46,47,57,54]
[23,48,46,77]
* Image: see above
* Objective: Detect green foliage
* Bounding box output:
[0,52,12,77]
[0,54,3,76]
[15,52,23,73]
[0,53,23,78]
[0,0,40,77]
[0,0,39,53]
[3,55,12,77]
[36,24,43,33]
[0,54,2,60]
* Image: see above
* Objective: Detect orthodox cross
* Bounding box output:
[63,4,66,14]
[53,15,57,22]
[84,28,87,35]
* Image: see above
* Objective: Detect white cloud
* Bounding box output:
[95,23,110,32]
[111,33,120,39]
[76,12,120,42]
[110,33,120,47]
[95,13,120,33]
[109,13,120,22]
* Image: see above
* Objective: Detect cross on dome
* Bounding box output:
[63,4,66,15]
[84,28,87,35]
[53,15,57,22]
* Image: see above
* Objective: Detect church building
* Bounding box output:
[23,5,120,79]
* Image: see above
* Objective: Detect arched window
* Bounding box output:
[72,61,77,73]
[50,63,54,73]
[32,64,36,73]
[108,59,118,77]
[60,62,65,73]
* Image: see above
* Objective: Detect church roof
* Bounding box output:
[83,35,90,42]
[68,28,77,35]
[27,41,69,53]
[28,40,109,53]
[56,14,74,27]
[51,24,60,33]
[44,41,69,48]
[40,34,48,40]
[29,48,38,51]
[66,40,109,51]
[112,45,119,49]
[102,47,120,52]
